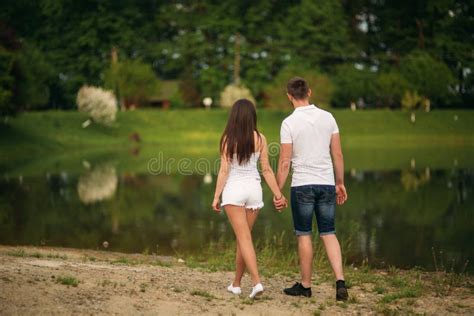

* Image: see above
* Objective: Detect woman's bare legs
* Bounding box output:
[225,205,260,286]
[232,209,259,287]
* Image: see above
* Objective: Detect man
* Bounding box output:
[273,77,348,301]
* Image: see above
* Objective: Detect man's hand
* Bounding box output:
[212,197,221,212]
[335,184,348,205]
[273,195,288,212]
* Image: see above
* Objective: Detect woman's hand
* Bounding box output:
[212,197,221,212]
[273,194,288,212]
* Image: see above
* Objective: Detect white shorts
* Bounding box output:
[221,180,264,210]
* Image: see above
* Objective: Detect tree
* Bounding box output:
[376,71,410,108]
[104,59,160,108]
[0,49,14,116]
[332,64,376,108]
[278,0,354,70]
[263,65,334,109]
[400,50,457,106]
[76,85,117,125]
[13,45,52,110]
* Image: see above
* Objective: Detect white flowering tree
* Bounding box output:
[76,85,117,125]
[219,84,256,108]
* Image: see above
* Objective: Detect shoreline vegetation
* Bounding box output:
[0,245,472,315]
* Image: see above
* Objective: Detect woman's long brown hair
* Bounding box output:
[220,99,261,164]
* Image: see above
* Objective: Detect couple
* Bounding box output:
[211,77,349,300]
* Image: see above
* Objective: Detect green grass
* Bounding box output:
[5,249,66,259]
[381,286,422,303]
[1,109,473,175]
[373,285,387,294]
[190,290,217,300]
[56,275,80,287]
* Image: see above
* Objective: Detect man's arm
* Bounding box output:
[330,133,348,205]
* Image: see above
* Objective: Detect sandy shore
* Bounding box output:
[0,245,472,315]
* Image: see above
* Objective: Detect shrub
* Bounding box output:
[400,50,457,106]
[104,59,159,108]
[219,83,256,108]
[332,64,376,108]
[263,65,334,109]
[375,71,410,107]
[401,90,422,111]
[76,85,117,125]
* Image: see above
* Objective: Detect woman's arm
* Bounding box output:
[276,143,292,190]
[259,134,286,202]
[212,152,230,212]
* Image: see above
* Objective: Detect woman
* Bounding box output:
[212,99,287,298]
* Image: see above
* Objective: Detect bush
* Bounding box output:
[401,90,422,111]
[400,50,457,106]
[263,65,334,109]
[219,83,256,108]
[375,71,410,107]
[76,86,117,125]
[14,45,52,110]
[104,59,160,108]
[0,50,15,116]
[332,64,376,108]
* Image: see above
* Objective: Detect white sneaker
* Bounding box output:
[227,283,242,295]
[249,283,264,298]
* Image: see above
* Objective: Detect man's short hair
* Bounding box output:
[287,77,309,100]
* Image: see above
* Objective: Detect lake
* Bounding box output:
[0,146,472,273]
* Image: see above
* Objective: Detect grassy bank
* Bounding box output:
[1,109,473,149]
[1,109,473,175]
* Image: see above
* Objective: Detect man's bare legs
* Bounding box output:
[297,235,313,288]
[297,234,344,288]
[321,234,344,281]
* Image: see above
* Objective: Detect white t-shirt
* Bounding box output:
[280,104,339,187]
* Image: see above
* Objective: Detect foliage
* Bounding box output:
[0,0,472,108]
[332,64,376,108]
[13,45,52,110]
[376,71,410,107]
[0,42,52,115]
[104,59,160,108]
[0,49,14,116]
[263,66,334,109]
[400,50,458,106]
[219,84,256,108]
[76,86,117,125]
[278,0,353,68]
[402,91,423,111]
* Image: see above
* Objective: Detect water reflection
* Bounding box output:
[77,164,118,204]
[0,167,472,272]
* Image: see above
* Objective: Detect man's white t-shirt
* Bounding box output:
[280,104,339,187]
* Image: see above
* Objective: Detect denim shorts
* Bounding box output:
[290,185,336,236]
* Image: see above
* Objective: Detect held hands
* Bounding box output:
[273,194,288,212]
[212,197,221,212]
[336,184,348,205]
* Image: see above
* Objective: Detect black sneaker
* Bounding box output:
[336,280,348,301]
[283,282,312,297]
